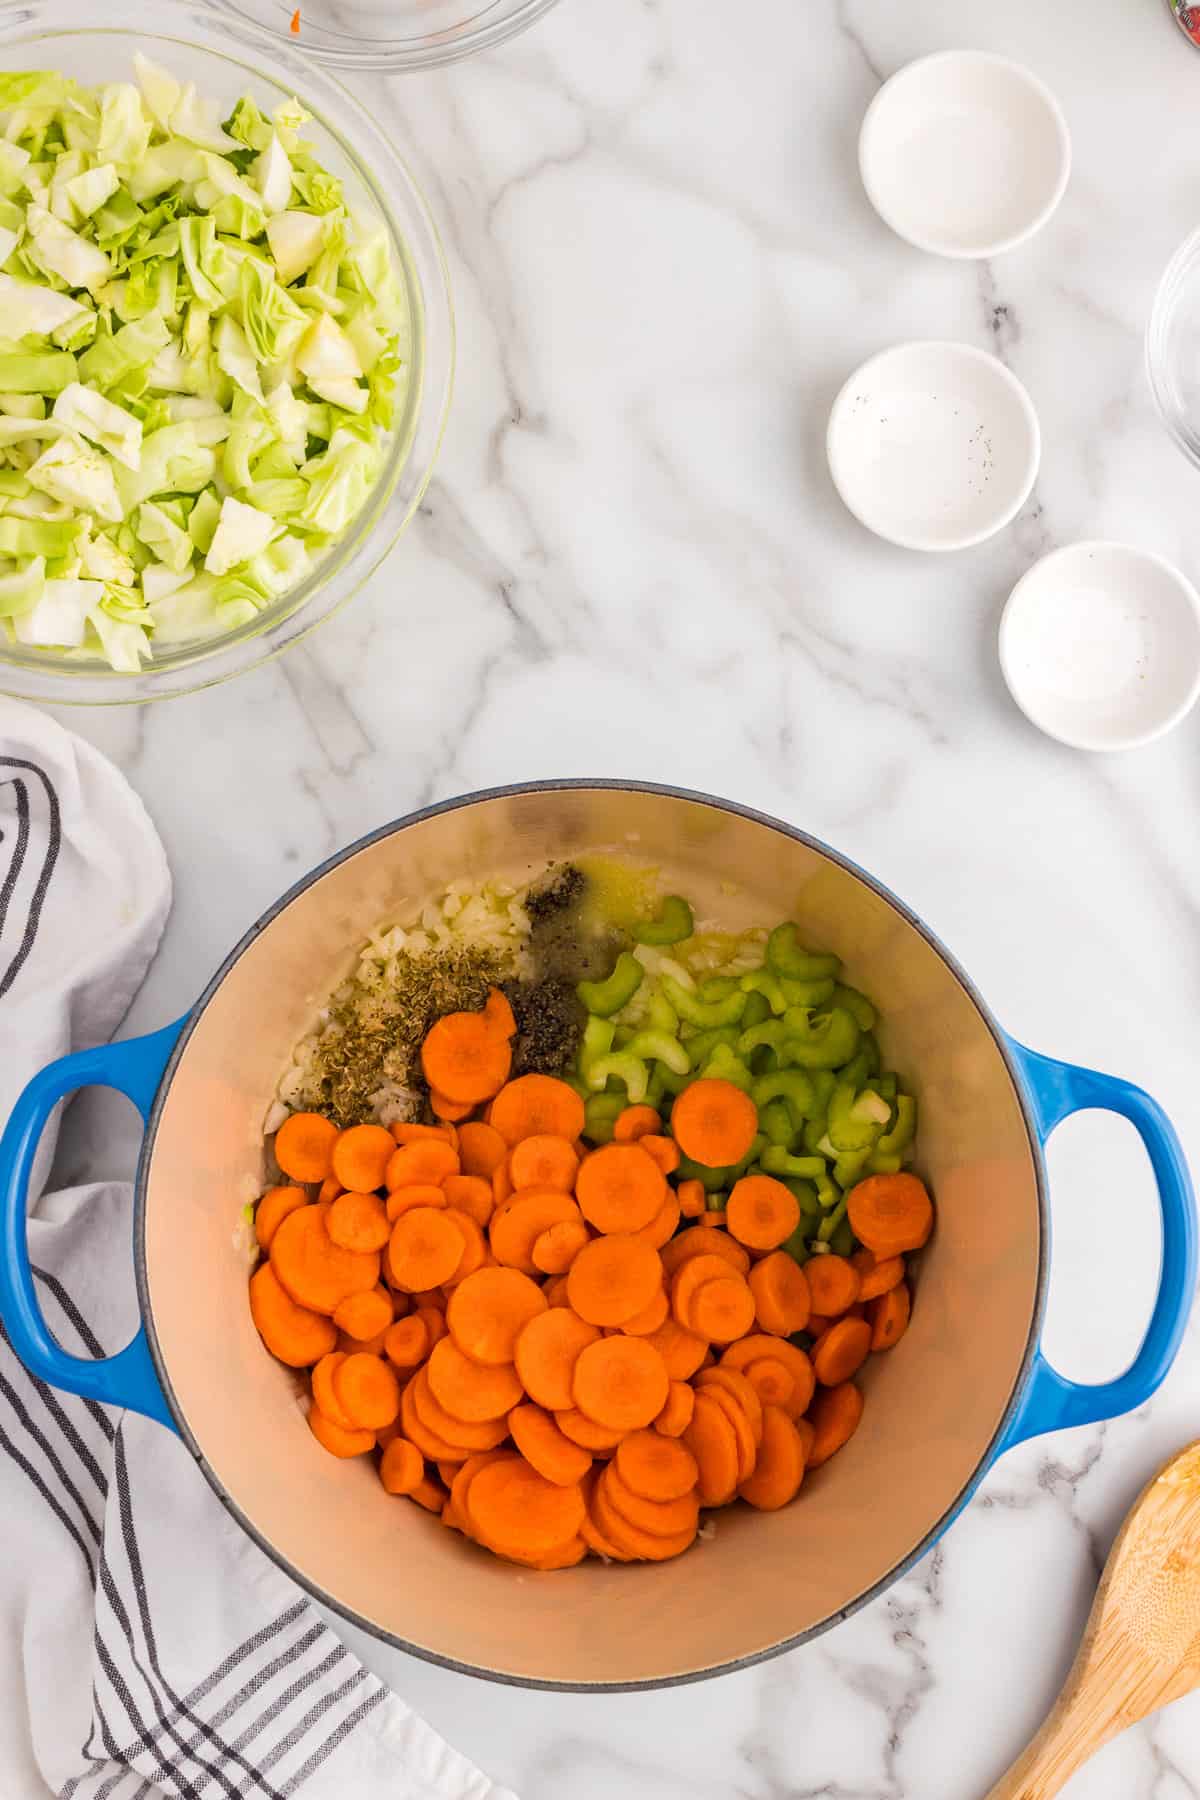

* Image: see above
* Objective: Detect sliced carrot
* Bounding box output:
[695,1366,764,1444]
[386,1183,448,1225]
[741,1353,798,1411]
[747,1250,811,1336]
[430,1091,474,1123]
[318,1175,345,1206]
[509,1134,580,1194]
[591,1476,695,1561]
[580,1502,632,1561]
[326,1190,391,1254]
[385,1138,461,1192]
[543,1274,571,1307]
[387,1207,465,1292]
[447,1266,547,1366]
[514,1307,600,1411]
[567,1234,663,1328]
[699,1211,727,1229]
[572,1336,669,1432]
[847,1172,933,1258]
[333,1352,401,1431]
[309,1405,375,1457]
[450,1448,514,1529]
[391,1121,457,1148]
[640,1316,709,1381]
[409,1475,450,1513]
[726,1175,801,1252]
[465,1456,586,1563]
[270,1204,380,1316]
[654,1380,695,1438]
[411,1366,510,1452]
[401,1372,468,1461]
[331,1123,395,1194]
[602,1462,700,1537]
[255,1186,308,1252]
[612,1104,661,1143]
[804,1253,861,1317]
[670,1078,758,1168]
[813,1316,872,1386]
[807,1381,864,1468]
[427,1335,523,1422]
[421,1005,513,1106]
[620,1286,669,1337]
[676,1178,706,1220]
[441,1174,494,1228]
[670,1252,738,1332]
[509,1404,593,1486]
[484,987,518,1040]
[631,1188,681,1249]
[795,1417,815,1462]
[855,1250,905,1302]
[490,1190,581,1274]
[615,1429,698,1502]
[556,1408,627,1451]
[689,1276,756,1345]
[332,1286,393,1340]
[697,1383,756,1484]
[492,1158,514,1207]
[384,1313,429,1369]
[738,1403,805,1510]
[490,1073,585,1147]
[531,1218,591,1276]
[636,1135,679,1177]
[722,1335,815,1419]
[275,1112,339,1184]
[660,1225,750,1279]
[869,1281,911,1351]
[455,1121,505,1180]
[441,1207,487,1285]
[417,1303,448,1350]
[311,1351,358,1431]
[575,1143,666,1235]
[379,1437,424,1496]
[682,1391,740,1505]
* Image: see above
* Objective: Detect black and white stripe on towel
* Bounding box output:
[0,1263,387,1800]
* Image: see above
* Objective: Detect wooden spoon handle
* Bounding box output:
[984,1705,1113,1800]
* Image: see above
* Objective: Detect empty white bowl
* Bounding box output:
[826,341,1041,552]
[999,542,1200,751]
[859,51,1071,259]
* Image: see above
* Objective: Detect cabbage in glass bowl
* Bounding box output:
[0,6,453,704]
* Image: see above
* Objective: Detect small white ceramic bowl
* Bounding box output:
[999,542,1200,751]
[826,341,1041,552]
[859,51,1071,259]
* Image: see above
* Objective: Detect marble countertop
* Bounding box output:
[47,0,1200,1793]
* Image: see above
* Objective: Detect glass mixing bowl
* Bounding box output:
[0,1,454,705]
[215,0,563,72]
[1147,225,1200,472]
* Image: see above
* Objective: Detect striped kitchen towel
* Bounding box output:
[0,700,517,1800]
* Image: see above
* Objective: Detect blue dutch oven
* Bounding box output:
[1,783,1195,1688]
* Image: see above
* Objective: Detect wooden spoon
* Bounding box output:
[986,1441,1200,1797]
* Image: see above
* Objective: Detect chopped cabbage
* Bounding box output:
[0,58,407,669]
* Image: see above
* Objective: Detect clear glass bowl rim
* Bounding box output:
[212,0,563,72]
[1146,222,1200,475]
[0,2,455,705]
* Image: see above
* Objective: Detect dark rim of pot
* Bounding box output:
[134,778,1049,1692]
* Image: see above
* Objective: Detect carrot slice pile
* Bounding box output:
[253,977,931,1569]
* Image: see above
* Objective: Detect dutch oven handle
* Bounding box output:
[0,1021,187,1431]
[999,1041,1198,1451]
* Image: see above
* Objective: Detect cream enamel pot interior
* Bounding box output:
[1,783,1194,1690]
